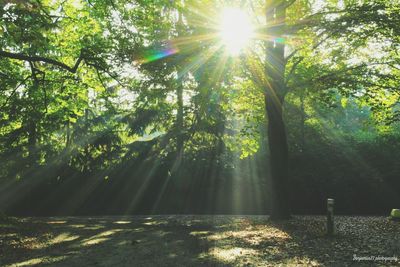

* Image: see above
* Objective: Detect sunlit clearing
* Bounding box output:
[218,8,254,55]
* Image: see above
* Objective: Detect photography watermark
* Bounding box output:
[353,254,398,263]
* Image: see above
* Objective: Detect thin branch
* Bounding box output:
[285,56,303,86]
[0,76,30,110]
[95,69,108,91]
[285,29,332,62]
[285,0,298,9]
[290,62,397,90]
[86,62,125,88]
[285,31,337,85]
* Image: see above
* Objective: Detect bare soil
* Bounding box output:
[0,215,399,266]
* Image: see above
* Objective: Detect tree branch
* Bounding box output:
[0,50,84,73]
[285,56,303,86]
[285,31,337,85]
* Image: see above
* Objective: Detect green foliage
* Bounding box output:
[0,0,399,215]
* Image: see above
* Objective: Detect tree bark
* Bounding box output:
[27,120,37,165]
[66,120,71,148]
[265,0,290,219]
[175,10,185,170]
[300,90,306,150]
[0,50,84,73]
[176,80,184,163]
[27,63,40,166]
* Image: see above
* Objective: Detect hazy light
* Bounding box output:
[218,8,254,55]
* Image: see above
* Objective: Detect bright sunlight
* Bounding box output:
[218,8,255,55]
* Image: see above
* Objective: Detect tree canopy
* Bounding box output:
[0,0,399,216]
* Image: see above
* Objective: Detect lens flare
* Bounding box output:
[139,47,179,64]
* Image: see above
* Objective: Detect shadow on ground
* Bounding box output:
[0,215,399,266]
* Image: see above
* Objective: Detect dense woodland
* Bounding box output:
[0,0,399,217]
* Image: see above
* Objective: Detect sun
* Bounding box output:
[218,8,255,55]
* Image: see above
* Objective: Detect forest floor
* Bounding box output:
[0,215,399,266]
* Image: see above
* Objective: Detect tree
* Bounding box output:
[264,0,290,219]
[259,0,400,219]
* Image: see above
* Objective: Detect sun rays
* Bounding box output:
[129,4,273,214]
[136,4,265,85]
[0,2,289,217]
[0,2,292,217]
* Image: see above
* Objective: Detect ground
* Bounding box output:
[0,215,399,266]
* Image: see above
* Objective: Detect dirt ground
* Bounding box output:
[0,215,399,266]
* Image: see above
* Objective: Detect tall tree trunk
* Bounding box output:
[27,63,39,166]
[300,90,306,150]
[176,81,184,162]
[83,108,90,173]
[265,0,290,219]
[175,10,185,171]
[66,120,71,149]
[27,120,37,165]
